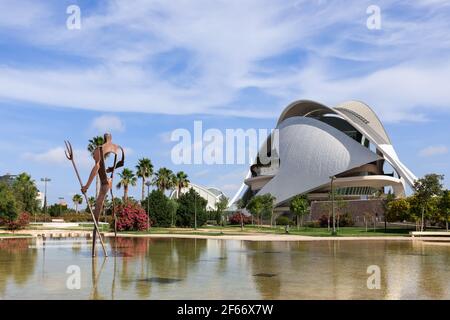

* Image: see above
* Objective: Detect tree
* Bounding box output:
[438,190,450,231]
[0,183,18,223]
[116,168,137,202]
[174,171,190,199]
[215,196,229,226]
[143,190,175,227]
[136,158,153,201]
[87,136,105,197]
[152,167,175,193]
[246,196,264,226]
[236,199,246,231]
[72,194,83,214]
[290,195,309,229]
[413,174,444,231]
[386,198,410,223]
[12,173,40,213]
[383,191,396,231]
[176,188,208,227]
[260,194,276,226]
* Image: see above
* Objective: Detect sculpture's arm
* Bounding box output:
[115,146,125,169]
[82,149,101,194]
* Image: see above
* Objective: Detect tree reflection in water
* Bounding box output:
[0,239,37,296]
[106,237,207,299]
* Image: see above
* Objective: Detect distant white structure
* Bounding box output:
[170,183,226,211]
[36,192,44,207]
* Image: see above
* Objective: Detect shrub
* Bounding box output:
[318,215,329,228]
[6,212,30,230]
[114,202,149,231]
[304,221,320,228]
[142,190,177,227]
[63,212,93,222]
[338,212,354,227]
[275,216,294,226]
[228,212,252,225]
[176,188,208,227]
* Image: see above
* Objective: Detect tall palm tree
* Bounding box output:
[72,194,83,214]
[87,136,105,197]
[174,171,190,198]
[116,168,137,202]
[152,167,175,193]
[136,158,153,201]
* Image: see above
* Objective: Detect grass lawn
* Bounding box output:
[0,233,32,238]
[120,225,413,237]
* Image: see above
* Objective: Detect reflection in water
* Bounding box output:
[0,239,37,296]
[0,237,449,299]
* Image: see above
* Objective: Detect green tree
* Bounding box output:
[260,194,276,226]
[438,190,450,231]
[116,168,137,202]
[12,173,40,213]
[72,194,83,214]
[383,191,396,231]
[413,174,444,231]
[290,195,309,229]
[246,196,264,226]
[386,198,410,223]
[215,196,229,226]
[152,167,175,193]
[176,188,208,227]
[87,136,105,197]
[143,190,175,227]
[0,183,18,222]
[174,171,190,199]
[136,158,153,201]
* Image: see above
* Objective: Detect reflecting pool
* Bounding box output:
[0,237,449,299]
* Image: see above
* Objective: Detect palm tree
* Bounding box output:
[116,168,137,202]
[72,194,83,214]
[87,136,105,197]
[152,167,175,193]
[174,171,190,198]
[136,158,153,201]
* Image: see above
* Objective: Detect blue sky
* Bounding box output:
[0,0,449,206]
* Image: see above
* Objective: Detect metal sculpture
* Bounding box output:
[65,133,125,257]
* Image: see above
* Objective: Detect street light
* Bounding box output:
[330,176,337,236]
[145,181,152,232]
[41,177,51,222]
[58,197,64,216]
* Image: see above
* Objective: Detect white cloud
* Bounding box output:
[23,147,92,168]
[0,1,450,121]
[91,115,125,133]
[419,145,449,157]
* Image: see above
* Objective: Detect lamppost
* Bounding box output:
[145,181,152,232]
[41,177,51,222]
[194,191,197,230]
[330,176,337,236]
[58,197,64,216]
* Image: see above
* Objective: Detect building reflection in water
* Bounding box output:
[0,237,449,299]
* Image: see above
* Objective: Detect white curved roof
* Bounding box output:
[231,99,417,206]
[257,116,380,204]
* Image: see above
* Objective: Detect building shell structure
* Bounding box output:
[232,100,417,211]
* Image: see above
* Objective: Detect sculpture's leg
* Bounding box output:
[92,184,109,257]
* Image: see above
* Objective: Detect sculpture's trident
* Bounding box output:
[64,140,108,257]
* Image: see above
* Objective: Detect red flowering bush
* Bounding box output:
[228,212,252,225]
[6,212,30,230]
[113,203,149,231]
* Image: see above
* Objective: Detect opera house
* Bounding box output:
[235,100,417,219]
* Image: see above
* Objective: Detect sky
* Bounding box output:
[0,0,449,207]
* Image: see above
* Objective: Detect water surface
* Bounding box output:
[0,237,449,299]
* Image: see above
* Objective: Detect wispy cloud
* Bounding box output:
[91,115,125,133]
[0,0,450,122]
[419,145,449,157]
[22,147,92,168]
